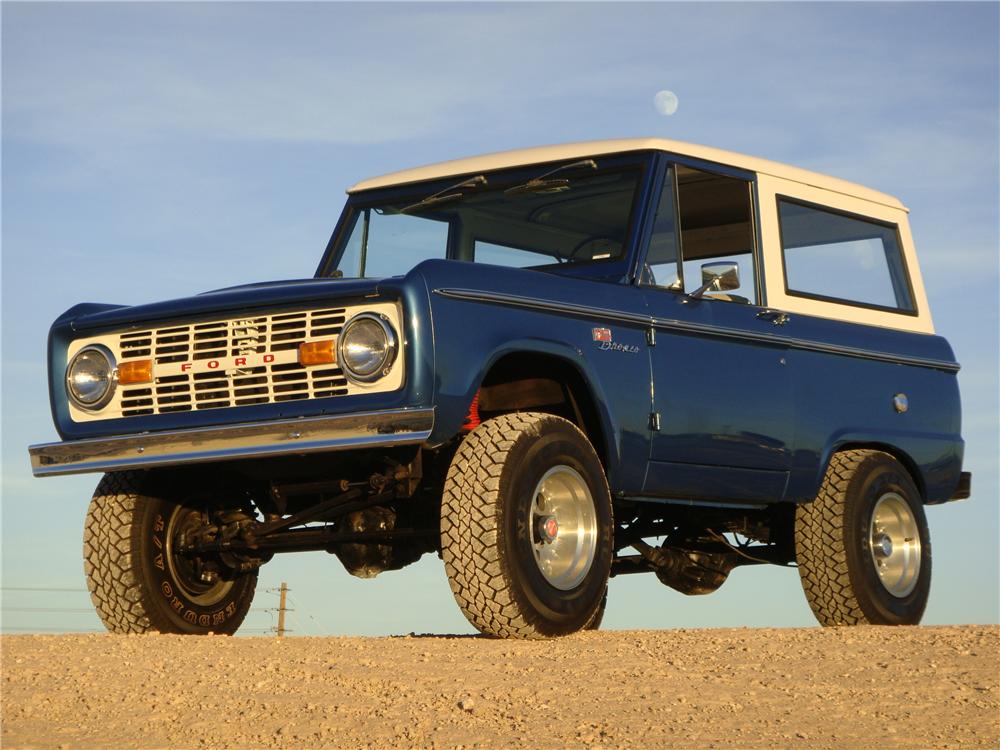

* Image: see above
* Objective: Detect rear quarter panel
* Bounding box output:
[756,174,963,502]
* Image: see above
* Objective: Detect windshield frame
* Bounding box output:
[314,151,657,281]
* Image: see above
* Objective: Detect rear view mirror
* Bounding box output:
[690,262,740,299]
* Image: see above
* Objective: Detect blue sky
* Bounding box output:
[2,2,997,635]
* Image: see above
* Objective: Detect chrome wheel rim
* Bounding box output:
[166,508,234,606]
[869,492,921,598]
[529,466,598,590]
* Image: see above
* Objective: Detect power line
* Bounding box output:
[1,585,322,636]
[1,607,96,614]
[286,602,309,636]
[287,591,329,636]
[0,626,103,633]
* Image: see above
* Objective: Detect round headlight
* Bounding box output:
[338,313,398,383]
[66,345,117,409]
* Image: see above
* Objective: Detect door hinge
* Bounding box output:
[646,327,656,346]
[649,412,661,431]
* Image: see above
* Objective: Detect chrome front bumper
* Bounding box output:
[28,408,434,477]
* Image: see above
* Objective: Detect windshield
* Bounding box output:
[326,161,642,278]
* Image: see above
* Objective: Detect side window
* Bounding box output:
[676,166,757,304]
[337,209,450,278]
[337,212,365,277]
[641,165,757,304]
[778,200,914,312]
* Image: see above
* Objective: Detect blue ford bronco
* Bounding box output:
[30,138,970,638]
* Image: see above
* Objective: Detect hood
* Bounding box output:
[68,277,385,332]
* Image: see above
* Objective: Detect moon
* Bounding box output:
[653,90,679,116]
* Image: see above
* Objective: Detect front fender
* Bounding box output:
[418,260,653,493]
[432,336,619,462]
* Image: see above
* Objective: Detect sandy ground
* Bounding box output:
[1,626,997,749]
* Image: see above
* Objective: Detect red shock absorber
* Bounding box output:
[462,390,482,432]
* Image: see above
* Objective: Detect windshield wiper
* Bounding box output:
[503,159,598,196]
[400,175,487,214]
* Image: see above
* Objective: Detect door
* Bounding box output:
[639,162,793,503]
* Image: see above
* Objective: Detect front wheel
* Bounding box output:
[84,472,257,635]
[795,450,931,626]
[441,413,613,638]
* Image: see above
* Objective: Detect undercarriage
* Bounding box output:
[165,448,796,593]
[611,501,796,594]
[168,450,441,582]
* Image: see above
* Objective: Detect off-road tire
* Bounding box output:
[795,450,931,626]
[84,471,257,635]
[585,588,608,631]
[441,412,613,639]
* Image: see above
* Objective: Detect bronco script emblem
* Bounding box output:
[592,327,639,354]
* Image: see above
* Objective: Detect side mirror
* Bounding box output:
[689,262,740,299]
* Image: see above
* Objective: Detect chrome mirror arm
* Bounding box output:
[688,276,722,300]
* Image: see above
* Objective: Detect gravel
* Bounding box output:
[2,625,997,749]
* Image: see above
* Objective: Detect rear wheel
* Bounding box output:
[585,588,608,631]
[795,450,930,625]
[84,472,257,635]
[441,413,613,638]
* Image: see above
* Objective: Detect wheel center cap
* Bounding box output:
[539,516,559,542]
[874,533,893,558]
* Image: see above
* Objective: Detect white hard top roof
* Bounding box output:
[348,137,905,211]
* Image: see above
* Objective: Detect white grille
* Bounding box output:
[117,308,348,416]
[66,302,405,423]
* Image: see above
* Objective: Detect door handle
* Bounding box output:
[756,309,790,326]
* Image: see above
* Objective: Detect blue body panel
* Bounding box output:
[413,260,963,504]
[643,291,793,503]
[784,323,963,504]
[414,259,653,494]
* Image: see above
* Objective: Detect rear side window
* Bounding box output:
[778,199,915,313]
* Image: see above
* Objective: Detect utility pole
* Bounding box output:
[276,582,288,637]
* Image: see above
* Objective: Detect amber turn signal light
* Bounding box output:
[299,339,337,366]
[117,359,153,385]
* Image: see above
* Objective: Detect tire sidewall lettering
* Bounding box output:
[144,500,235,632]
